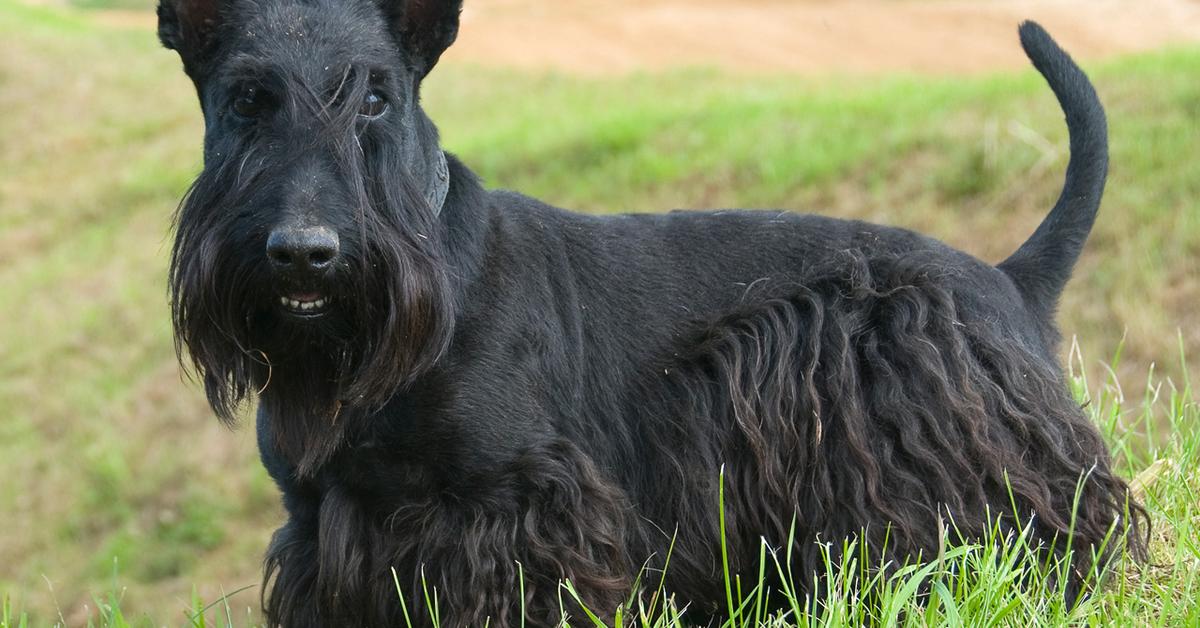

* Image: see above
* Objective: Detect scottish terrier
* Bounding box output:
[158,1,1144,625]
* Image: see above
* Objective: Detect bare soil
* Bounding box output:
[93,0,1200,75]
[440,0,1200,75]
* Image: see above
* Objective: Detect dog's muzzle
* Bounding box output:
[267,225,339,318]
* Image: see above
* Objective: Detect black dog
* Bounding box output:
[158,0,1145,624]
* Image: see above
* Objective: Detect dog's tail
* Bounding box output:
[998,21,1107,316]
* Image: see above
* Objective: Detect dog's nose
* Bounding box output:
[266,226,340,275]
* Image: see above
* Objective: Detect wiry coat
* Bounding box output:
[158,0,1146,625]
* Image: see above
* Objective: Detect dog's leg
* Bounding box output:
[377,438,633,627]
[256,437,637,628]
[262,514,325,627]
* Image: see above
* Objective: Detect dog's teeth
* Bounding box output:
[281,295,329,312]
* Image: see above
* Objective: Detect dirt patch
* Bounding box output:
[94,0,1200,75]
[439,0,1200,75]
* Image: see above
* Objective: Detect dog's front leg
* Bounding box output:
[374,437,636,628]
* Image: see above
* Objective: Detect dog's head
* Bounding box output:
[159,0,461,449]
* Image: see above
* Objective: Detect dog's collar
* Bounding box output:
[426,150,450,216]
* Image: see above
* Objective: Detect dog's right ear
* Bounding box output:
[157,0,223,74]
[378,0,464,78]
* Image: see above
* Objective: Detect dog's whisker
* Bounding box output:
[254,349,273,395]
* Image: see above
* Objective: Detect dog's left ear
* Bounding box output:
[379,0,463,78]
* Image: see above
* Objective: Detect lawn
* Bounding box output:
[0,0,1196,624]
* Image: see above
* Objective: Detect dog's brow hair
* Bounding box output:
[308,65,353,120]
[220,54,309,92]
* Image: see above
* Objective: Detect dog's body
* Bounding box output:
[158,0,1144,625]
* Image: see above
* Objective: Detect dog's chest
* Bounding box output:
[320,434,445,507]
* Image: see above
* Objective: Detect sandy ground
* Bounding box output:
[437,0,1200,75]
[92,0,1200,75]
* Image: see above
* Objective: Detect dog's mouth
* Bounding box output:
[279,292,332,318]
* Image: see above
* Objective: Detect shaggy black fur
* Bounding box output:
[158,1,1147,625]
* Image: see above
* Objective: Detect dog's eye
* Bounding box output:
[232,87,271,119]
[359,91,388,119]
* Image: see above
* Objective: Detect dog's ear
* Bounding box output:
[380,0,464,78]
[157,0,224,74]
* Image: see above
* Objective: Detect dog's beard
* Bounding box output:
[170,175,455,477]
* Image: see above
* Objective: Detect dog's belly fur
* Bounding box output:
[259,195,1099,624]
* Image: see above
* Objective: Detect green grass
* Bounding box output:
[5,354,1199,626]
[1,0,1197,624]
